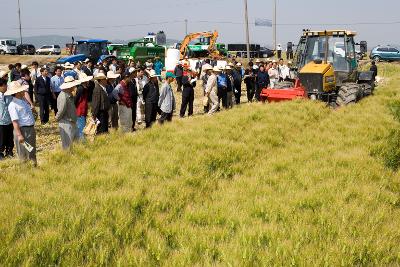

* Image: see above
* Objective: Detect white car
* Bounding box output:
[36,45,61,55]
[0,39,17,55]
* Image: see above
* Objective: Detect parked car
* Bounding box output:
[370,46,400,62]
[17,44,36,55]
[36,45,61,55]
[0,39,17,55]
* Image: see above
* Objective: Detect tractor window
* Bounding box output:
[304,36,350,71]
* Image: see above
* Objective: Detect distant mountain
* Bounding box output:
[0,35,182,48]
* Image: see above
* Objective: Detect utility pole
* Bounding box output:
[273,0,277,54]
[17,0,23,45]
[185,19,188,35]
[243,0,250,59]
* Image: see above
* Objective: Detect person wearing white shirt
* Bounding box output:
[6,81,36,165]
[278,59,290,81]
[268,61,279,88]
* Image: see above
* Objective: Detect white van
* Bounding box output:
[0,39,17,55]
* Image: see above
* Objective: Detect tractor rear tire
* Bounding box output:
[336,83,362,106]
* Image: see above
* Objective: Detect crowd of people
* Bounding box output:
[0,56,295,166]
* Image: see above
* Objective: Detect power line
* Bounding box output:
[5,20,400,31]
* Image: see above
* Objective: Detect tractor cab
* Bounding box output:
[294,30,358,86]
[57,39,109,64]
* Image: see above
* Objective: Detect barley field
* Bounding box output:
[0,63,400,266]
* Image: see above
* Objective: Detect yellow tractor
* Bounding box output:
[261,30,375,105]
[295,30,375,105]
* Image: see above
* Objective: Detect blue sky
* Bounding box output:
[1,0,399,47]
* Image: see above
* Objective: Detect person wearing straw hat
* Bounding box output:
[75,74,93,139]
[63,62,78,80]
[205,67,220,115]
[158,72,176,124]
[201,64,213,113]
[56,77,81,149]
[6,81,37,165]
[0,78,14,159]
[143,70,160,128]
[91,73,111,134]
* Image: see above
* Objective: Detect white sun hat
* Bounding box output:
[4,81,29,96]
[107,71,120,79]
[202,64,213,71]
[0,70,9,78]
[93,72,108,80]
[147,69,160,78]
[79,73,93,83]
[21,64,28,70]
[60,76,81,90]
[63,62,75,70]
[212,66,222,72]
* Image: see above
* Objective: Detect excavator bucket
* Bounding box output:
[260,79,307,102]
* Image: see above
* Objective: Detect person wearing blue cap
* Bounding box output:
[158,72,176,124]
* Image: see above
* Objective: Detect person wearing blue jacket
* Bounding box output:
[154,57,164,82]
[217,69,227,109]
[256,65,270,101]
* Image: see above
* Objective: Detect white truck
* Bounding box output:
[0,39,17,55]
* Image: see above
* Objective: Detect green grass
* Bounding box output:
[1,63,400,266]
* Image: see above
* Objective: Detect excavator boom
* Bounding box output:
[179,30,219,59]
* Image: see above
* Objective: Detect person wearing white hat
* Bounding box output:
[200,64,213,111]
[63,62,78,80]
[205,67,220,115]
[82,59,94,76]
[75,74,93,139]
[6,81,36,165]
[143,70,160,128]
[91,73,111,134]
[106,71,121,129]
[55,76,81,149]
[0,78,14,159]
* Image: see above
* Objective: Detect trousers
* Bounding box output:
[118,104,132,133]
[180,88,194,117]
[37,94,51,123]
[108,102,119,129]
[14,125,36,164]
[145,102,158,128]
[59,121,78,149]
[208,91,219,115]
[0,124,14,157]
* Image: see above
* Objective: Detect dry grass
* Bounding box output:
[0,63,399,266]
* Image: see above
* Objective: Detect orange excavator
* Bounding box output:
[179,31,221,59]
